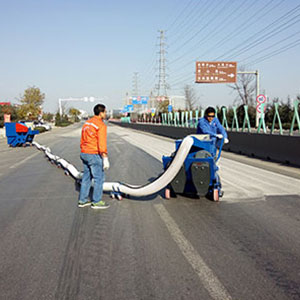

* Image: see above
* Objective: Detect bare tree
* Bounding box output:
[184,85,198,110]
[229,66,256,105]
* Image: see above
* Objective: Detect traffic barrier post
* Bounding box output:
[222,107,229,130]
[271,103,283,135]
[231,106,239,131]
[242,105,251,133]
[257,103,267,133]
[290,99,300,135]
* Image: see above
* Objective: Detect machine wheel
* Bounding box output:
[117,194,123,201]
[213,189,219,202]
[165,188,171,199]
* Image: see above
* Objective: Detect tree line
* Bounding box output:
[0,86,81,128]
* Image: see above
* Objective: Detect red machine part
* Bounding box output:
[15,123,29,133]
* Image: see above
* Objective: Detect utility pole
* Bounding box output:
[156,30,168,97]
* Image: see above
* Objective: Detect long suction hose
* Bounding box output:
[32,135,195,197]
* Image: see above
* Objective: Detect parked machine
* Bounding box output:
[162,135,224,201]
[5,122,39,147]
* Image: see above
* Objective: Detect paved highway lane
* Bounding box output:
[0,123,300,300]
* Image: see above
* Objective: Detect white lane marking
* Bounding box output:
[9,152,40,169]
[154,204,232,300]
[221,156,300,186]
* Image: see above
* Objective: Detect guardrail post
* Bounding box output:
[195,110,199,128]
[162,113,166,125]
[231,106,239,131]
[185,111,189,127]
[242,105,251,132]
[169,112,173,126]
[271,103,283,135]
[189,111,193,128]
[221,107,229,130]
[181,111,185,127]
[201,109,204,118]
[174,112,179,127]
[257,103,267,133]
[290,99,300,135]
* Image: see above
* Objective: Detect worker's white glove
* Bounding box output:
[216,134,223,139]
[224,138,229,144]
[103,157,110,171]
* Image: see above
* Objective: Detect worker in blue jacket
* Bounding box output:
[197,107,229,146]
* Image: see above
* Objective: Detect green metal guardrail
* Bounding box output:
[134,99,300,135]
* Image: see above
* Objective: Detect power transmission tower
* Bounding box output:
[156,30,169,97]
[132,72,139,96]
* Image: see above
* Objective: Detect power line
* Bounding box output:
[168,0,210,47]
[217,4,300,60]
[166,0,195,33]
[246,38,300,65]
[169,0,277,69]
[163,0,188,31]
[169,0,293,81]
[170,35,300,90]
[169,0,244,67]
[240,29,300,62]
[189,0,258,60]
[169,0,230,61]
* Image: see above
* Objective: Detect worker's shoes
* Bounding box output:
[91,200,110,210]
[78,201,92,208]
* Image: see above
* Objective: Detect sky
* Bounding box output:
[1,0,300,114]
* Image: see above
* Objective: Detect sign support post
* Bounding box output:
[237,70,260,127]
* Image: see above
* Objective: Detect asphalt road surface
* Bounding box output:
[0,123,300,300]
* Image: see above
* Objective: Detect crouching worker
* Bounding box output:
[197,106,229,147]
[78,104,110,209]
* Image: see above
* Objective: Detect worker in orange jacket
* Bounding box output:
[78,104,110,209]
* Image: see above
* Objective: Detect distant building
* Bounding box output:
[109,109,122,118]
[169,95,186,110]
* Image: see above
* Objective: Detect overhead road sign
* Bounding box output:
[123,105,134,113]
[132,96,149,105]
[195,61,237,83]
